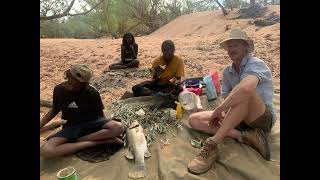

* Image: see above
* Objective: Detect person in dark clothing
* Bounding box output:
[109,33,139,70]
[40,64,124,158]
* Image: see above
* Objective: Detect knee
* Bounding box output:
[109,64,114,69]
[132,84,144,96]
[115,122,125,134]
[128,60,139,67]
[188,113,199,128]
[133,60,139,66]
[40,144,58,158]
[108,121,125,135]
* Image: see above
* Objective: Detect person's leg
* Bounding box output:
[40,137,111,158]
[77,120,124,142]
[210,92,265,144]
[125,59,139,68]
[188,111,241,140]
[109,61,127,70]
[132,81,154,96]
[188,92,268,174]
[240,105,273,160]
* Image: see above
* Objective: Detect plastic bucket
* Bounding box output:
[178,91,197,110]
[57,167,78,180]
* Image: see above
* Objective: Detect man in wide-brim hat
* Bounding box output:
[187,29,277,175]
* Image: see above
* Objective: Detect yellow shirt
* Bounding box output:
[152,55,184,81]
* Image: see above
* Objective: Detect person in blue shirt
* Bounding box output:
[187,29,276,175]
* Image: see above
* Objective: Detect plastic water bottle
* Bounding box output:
[175,101,182,119]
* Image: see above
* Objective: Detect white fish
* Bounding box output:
[125,120,151,179]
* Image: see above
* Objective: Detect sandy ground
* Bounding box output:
[40,5,280,124]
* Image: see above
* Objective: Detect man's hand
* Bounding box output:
[40,108,59,130]
[170,77,181,85]
[209,106,224,127]
[151,66,164,80]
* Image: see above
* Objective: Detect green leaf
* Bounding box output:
[191,139,202,148]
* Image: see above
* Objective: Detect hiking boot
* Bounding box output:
[241,128,270,160]
[187,138,219,175]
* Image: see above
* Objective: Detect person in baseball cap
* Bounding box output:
[63,64,93,91]
[40,64,124,158]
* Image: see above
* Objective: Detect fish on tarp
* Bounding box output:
[125,120,151,179]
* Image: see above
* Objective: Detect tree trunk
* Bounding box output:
[214,0,229,16]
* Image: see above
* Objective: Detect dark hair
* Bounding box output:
[161,40,175,51]
[122,32,135,46]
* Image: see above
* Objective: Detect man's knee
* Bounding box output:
[188,113,199,128]
[113,121,125,134]
[40,144,58,158]
[104,121,124,134]
[132,84,144,96]
[128,60,139,67]
[109,64,116,69]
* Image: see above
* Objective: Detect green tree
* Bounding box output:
[40,0,104,20]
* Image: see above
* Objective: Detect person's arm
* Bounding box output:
[151,57,162,80]
[174,57,184,83]
[151,67,163,80]
[41,87,60,129]
[221,74,232,99]
[95,93,119,121]
[96,93,105,118]
[40,108,59,129]
[175,77,181,83]
[171,77,181,84]
[88,88,106,119]
[132,43,138,59]
[121,45,125,61]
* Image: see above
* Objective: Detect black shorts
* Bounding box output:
[48,118,109,142]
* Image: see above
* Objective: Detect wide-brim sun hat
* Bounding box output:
[220,28,254,53]
[69,64,93,83]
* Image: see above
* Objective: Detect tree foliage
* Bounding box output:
[40,0,104,20]
[40,0,275,38]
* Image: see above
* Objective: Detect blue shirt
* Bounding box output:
[221,55,276,126]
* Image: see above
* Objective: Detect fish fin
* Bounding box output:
[144,149,151,158]
[125,148,134,160]
[128,165,146,179]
